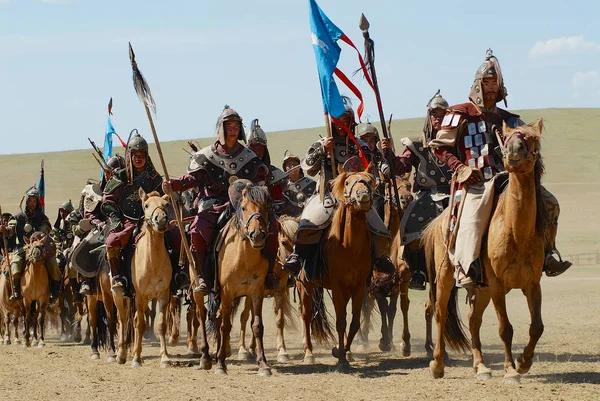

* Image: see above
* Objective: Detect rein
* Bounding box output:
[236,208,270,240]
[342,178,373,205]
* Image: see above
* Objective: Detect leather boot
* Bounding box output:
[544,252,572,277]
[191,249,209,294]
[283,243,316,277]
[374,255,396,275]
[9,277,21,301]
[79,280,93,296]
[69,278,83,303]
[264,256,279,291]
[108,256,127,294]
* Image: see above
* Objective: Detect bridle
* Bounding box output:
[343,178,373,205]
[237,206,270,241]
[500,130,538,160]
[144,204,168,228]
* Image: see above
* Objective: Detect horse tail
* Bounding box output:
[205,293,220,342]
[361,294,375,333]
[124,298,135,348]
[423,214,471,354]
[96,301,108,350]
[282,288,298,332]
[231,296,242,318]
[310,286,334,345]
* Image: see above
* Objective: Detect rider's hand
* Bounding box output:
[322,137,335,152]
[381,138,392,153]
[457,165,483,186]
[162,180,173,193]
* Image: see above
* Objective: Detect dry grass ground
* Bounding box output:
[0,108,598,400]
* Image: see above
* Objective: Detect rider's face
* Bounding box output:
[430,108,446,131]
[250,143,266,159]
[27,197,38,211]
[285,161,301,182]
[482,77,499,103]
[362,134,378,151]
[131,150,147,170]
[335,115,351,137]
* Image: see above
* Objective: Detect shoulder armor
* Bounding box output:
[82,183,103,213]
[268,166,287,187]
[103,169,127,194]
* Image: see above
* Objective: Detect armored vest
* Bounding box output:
[282,177,317,216]
[301,137,372,181]
[187,144,266,200]
[13,209,51,248]
[104,168,163,221]
[268,166,287,188]
[401,138,452,193]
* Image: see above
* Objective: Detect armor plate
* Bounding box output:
[268,166,287,187]
[82,183,103,213]
[119,171,163,220]
[399,190,445,245]
[71,229,104,278]
[401,138,452,191]
[283,177,317,209]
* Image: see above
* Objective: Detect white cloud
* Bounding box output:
[529,36,600,58]
[571,71,600,102]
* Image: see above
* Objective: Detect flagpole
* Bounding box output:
[359,14,402,214]
[127,43,197,285]
[324,112,337,179]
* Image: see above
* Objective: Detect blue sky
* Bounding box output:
[0,0,598,154]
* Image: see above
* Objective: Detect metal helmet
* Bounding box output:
[357,123,379,140]
[60,200,74,214]
[25,186,41,199]
[106,154,126,170]
[468,48,507,108]
[332,96,357,135]
[127,132,149,152]
[215,105,245,145]
[282,150,301,171]
[423,89,449,144]
[246,119,268,146]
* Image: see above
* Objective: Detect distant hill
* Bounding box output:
[1,108,598,255]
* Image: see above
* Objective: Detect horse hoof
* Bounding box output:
[503,368,521,384]
[335,361,352,374]
[379,341,392,353]
[14,339,20,345]
[332,347,339,358]
[429,360,444,379]
[60,334,68,342]
[37,342,45,349]
[516,358,531,375]
[131,361,142,368]
[346,352,355,363]
[3,339,10,346]
[169,337,179,347]
[303,355,316,365]
[82,338,91,346]
[91,353,100,360]
[237,349,250,361]
[277,353,290,363]
[199,358,212,371]
[73,334,82,343]
[160,361,170,368]
[258,368,272,377]
[106,356,117,363]
[214,367,227,375]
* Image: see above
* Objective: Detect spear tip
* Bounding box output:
[128,42,135,62]
[359,13,370,31]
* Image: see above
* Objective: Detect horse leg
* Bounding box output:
[387,293,399,354]
[37,302,46,348]
[251,293,271,376]
[273,289,289,363]
[88,296,100,360]
[168,296,180,346]
[157,293,171,367]
[113,295,128,364]
[144,299,156,340]
[490,289,519,383]
[345,289,365,361]
[186,301,199,355]
[23,302,30,347]
[375,295,391,352]
[83,314,91,346]
[332,288,350,371]
[193,294,211,370]
[3,312,11,345]
[104,296,117,362]
[215,297,232,375]
[399,280,411,356]
[516,283,544,375]
[298,283,315,364]
[132,297,146,367]
[238,296,251,360]
[469,287,492,380]
[429,265,454,379]
[424,297,434,358]
[13,312,20,345]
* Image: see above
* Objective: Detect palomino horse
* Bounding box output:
[424,120,549,382]
[212,180,273,376]
[0,256,22,345]
[21,232,52,348]
[114,189,172,367]
[297,165,378,370]
[237,215,299,363]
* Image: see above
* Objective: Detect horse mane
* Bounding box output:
[232,183,272,230]
[328,171,349,241]
[146,191,160,198]
[278,215,299,242]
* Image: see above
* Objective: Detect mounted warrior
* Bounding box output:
[162,106,279,294]
[2,187,61,302]
[429,49,571,287]
[283,100,395,282]
[380,90,453,290]
[280,150,316,217]
[245,119,287,216]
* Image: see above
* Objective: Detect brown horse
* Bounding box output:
[21,233,52,348]
[297,166,377,370]
[237,215,298,363]
[212,181,273,376]
[424,120,549,382]
[0,256,22,345]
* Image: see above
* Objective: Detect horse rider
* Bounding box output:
[0,212,17,266]
[2,187,61,302]
[52,199,80,301]
[380,90,453,290]
[76,154,125,296]
[280,150,316,217]
[101,134,187,294]
[162,106,279,294]
[283,99,396,282]
[245,119,287,216]
[428,49,571,287]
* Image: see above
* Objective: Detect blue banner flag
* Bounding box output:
[37,160,45,213]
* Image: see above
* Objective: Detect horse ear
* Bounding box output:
[138,187,148,203]
[337,164,345,176]
[531,118,544,135]
[162,194,170,202]
[367,162,376,176]
[24,236,30,245]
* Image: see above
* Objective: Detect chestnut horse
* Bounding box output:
[0,256,22,345]
[297,166,378,370]
[212,180,273,376]
[237,215,298,363]
[424,120,550,382]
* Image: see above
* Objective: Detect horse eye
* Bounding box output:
[345,182,349,186]
[144,204,148,209]
[241,207,246,212]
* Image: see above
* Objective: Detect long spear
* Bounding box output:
[359,14,402,213]
[128,43,197,284]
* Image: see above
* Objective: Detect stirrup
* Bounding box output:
[193,277,209,294]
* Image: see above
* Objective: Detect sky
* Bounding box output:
[0,0,598,154]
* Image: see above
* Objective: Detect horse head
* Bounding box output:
[502,119,543,174]
[233,180,271,249]
[332,163,377,213]
[276,215,299,264]
[24,233,47,264]
[139,188,171,233]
